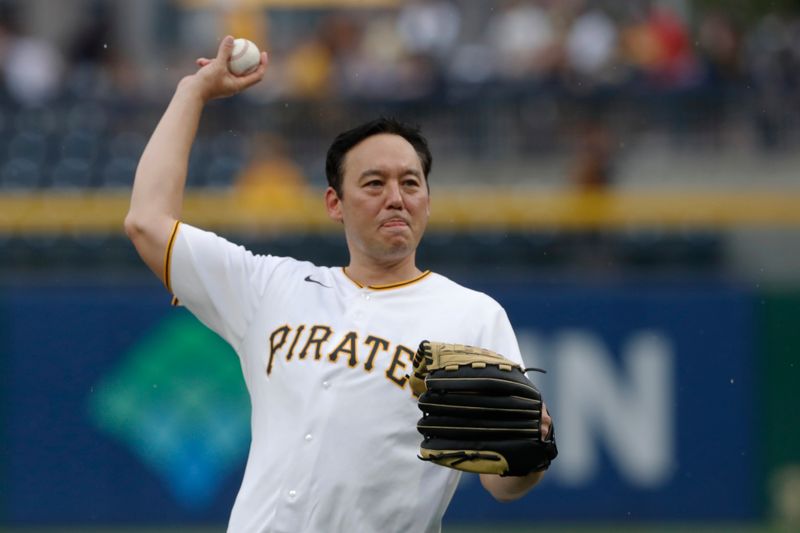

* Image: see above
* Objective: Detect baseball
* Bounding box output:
[228,38,261,76]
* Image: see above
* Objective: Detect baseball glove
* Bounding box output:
[409,340,557,477]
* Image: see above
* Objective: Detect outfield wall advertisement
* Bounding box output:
[0,280,760,525]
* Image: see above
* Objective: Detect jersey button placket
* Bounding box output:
[358,292,372,318]
[350,290,370,322]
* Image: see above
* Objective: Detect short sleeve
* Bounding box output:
[167,222,284,352]
[476,301,523,366]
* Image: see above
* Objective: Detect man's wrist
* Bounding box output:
[176,76,210,105]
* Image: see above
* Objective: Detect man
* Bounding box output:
[125,36,551,533]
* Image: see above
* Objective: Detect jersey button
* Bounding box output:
[304,433,313,442]
[322,381,330,389]
[288,490,297,499]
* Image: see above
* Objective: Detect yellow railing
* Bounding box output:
[1,188,799,235]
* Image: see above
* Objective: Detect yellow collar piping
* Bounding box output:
[341,268,432,290]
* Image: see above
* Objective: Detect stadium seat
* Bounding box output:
[60,131,101,162]
[203,156,244,188]
[108,131,147,159]
[13,107,58,135]
[187,139,212,186]
[7,132,49,162]
[100,157,138,188]
[65,102,108,133]
[0,158,43,190]
[210,132,249,160]
[49,158,94,189]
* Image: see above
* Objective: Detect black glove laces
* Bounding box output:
[418,451,501,466]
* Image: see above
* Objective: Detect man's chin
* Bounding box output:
[377,238,416,260]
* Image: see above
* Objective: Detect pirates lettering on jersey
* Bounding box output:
[267,324,413,390]
[299,325,332,360]
[267,324,291,375]
[385,345,414,389]
[286,325,305,360]
[328,331,359,367]
[363,335,390,372]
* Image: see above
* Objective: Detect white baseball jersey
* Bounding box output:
[166,222,524,533]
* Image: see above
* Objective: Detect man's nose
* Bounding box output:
[385,180,404,208]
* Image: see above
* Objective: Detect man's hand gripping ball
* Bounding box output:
[409,341,558,476]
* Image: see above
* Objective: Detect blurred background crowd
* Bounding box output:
[1,0,800,193]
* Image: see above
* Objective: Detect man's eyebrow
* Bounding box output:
[360,168,387,179]
[359,168,422,179]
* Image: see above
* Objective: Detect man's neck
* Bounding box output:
[344,255,422,288]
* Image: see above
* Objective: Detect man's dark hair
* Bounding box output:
[325,117,432,197]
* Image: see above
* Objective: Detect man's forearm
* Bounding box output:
[128,79,205,225]
[124,78,208,279]
[479,471,545,502]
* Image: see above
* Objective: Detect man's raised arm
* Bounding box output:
[124,36,267,284]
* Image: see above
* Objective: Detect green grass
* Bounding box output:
[0,524,794,533]
[446,524,791,533]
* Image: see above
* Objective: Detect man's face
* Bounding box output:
[326,133,430,266]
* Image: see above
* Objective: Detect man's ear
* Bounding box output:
[325,187,343,223]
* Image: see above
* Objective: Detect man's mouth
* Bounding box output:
[381,218,408,228]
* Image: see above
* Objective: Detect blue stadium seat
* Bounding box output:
[7,132,49,161]
[13,107,58,136]
[100,157,138,188]
[60,131,101,162]
[49,158,94,189]
[65,102,108,133]
[210,132,249,160]
[1,158,43,189]
[0,107,8,136]
[108,131,147,159]
[202,156,244,188]
[187,138,212,186]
